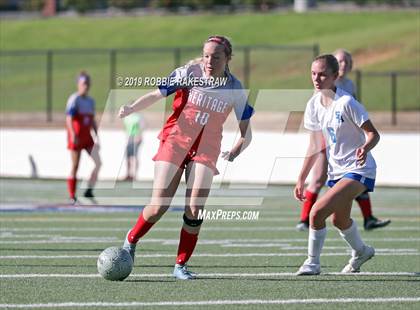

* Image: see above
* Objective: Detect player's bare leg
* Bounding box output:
[297,179,374,275]
[174,162,213,280]
[125,155,138,181]
[125,155,133,181]
[123,161,183,262]
[84,146,102,201]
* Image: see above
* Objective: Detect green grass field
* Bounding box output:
[0,11,419,112]
[1,178,419,309]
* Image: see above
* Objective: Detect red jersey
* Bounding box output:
[154,63,254,173]
[158,63,253,151]
[66,93,95,151]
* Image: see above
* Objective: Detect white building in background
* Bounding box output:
[294,0,317,13]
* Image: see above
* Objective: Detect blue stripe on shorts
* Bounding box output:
[327,173,375,192]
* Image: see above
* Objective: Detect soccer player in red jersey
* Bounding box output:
[119,36,254,280]
[66,71,102,204]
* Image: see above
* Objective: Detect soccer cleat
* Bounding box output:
[122,231,136,263]
[69,197,78,205]
[173,264,197,280]
[296,221,309,232]
[341,245,375,273]
[84,188,94,198]
[296,258,321,275]
[364,216,391,231]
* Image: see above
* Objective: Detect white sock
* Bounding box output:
[339,220,365,255]
[307,227,327,265]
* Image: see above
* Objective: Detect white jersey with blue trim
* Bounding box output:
[304,87,376,180]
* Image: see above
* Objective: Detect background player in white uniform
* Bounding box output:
[294,54,379,275]
[295,49,390,232]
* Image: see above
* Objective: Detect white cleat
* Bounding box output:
[296,259,321,276]
[173,264,197,280]
[295,221,309,232]
[122,231,136,263]
[342,245,375,273]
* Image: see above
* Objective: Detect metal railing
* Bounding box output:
[1,45,418,126]
[0,44,319,121]
[354,70,420,125]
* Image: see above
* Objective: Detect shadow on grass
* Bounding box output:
[125,279,176,283]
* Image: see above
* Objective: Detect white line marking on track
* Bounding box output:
[1,236,420,243]
[0,272,419,279]
[0,218,300,223]
[1,298,420,308]
[0,251,419,259]
[2,217,417,223]
[0,227,418,232]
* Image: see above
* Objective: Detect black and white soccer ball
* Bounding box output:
[97,246,133,281]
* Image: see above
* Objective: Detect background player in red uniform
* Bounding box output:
[66,71,102,204]
[119,35,254,280]
[295,50,390,232]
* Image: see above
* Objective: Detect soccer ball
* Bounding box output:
[97,246,133,281]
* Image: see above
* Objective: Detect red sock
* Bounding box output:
[128,212,155,244]
[176,228,199,265]
[67,177,77,199]
[300,190,318,222]
[356,193,372,219]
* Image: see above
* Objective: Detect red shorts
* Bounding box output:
[153,139,220,175]
[67,133,94,152]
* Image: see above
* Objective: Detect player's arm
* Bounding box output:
[221,119,252,162]
[66,115,78,146]
[294,130,325,201]
[356,120,380,166]
[119,89,164,118]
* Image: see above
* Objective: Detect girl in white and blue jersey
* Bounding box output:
[294,54,380,275]
[296,49,390,232]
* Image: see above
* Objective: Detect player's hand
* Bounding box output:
[294,180,306,202]
[119,105,133,118]
[221,151,235,162]
[356,147,367,166]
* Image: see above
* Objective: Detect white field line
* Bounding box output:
[0,272,419,279]
[1,206,418,213]
[1,217,418,223]
[0,251,419,259]
[0,227,418,233]
[0,218,298,223]
[2,210,419,217]
[260,209,420,216]
[1,237,420,246]
[222,244,418,251]
[1,298,420,308]
[0,237,120,244]
[1,237,420,244]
